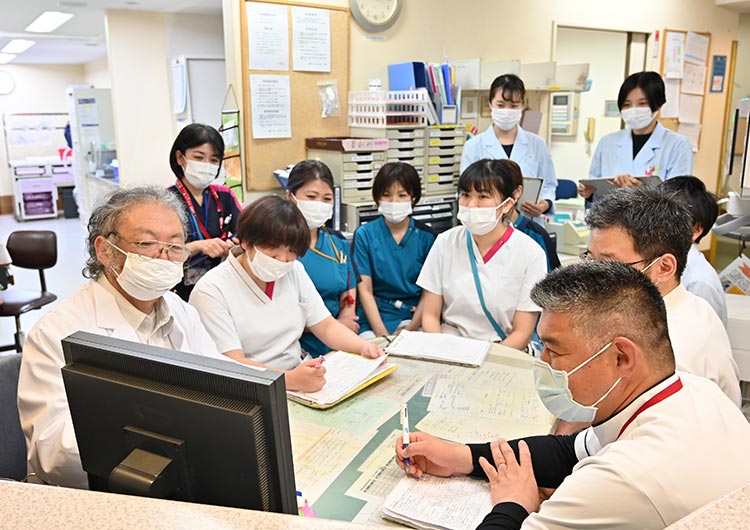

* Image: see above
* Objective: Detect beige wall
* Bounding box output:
[83,57,111,89]
[732,13,750,111]
[0,64,85,198]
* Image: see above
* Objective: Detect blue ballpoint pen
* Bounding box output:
[400,403,410,469]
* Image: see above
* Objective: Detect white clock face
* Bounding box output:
[350,0,402,32]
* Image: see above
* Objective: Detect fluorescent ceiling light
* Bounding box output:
[2,39,36,54]
[25,11,74,33]
[0,53,16,64]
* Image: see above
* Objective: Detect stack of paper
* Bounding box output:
[382,474,492,530]
[287,351,396,408]
[385,331,490,367]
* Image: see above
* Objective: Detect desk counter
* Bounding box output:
[666,481,750,529]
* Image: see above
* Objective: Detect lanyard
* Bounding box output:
[309,228,345,264]
[175,179,226,240]
[466,228,513,341]
[616,377,683,439]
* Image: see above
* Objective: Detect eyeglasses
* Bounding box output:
[109,233,190,263]
[579,250,654,268]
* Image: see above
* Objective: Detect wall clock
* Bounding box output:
[349,0,402,33]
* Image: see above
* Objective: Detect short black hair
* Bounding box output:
[531,260,674,372]
[236,195,310,257]
[372,162,422,205]
[617,71,666,112]
[585,186,693,277]
[660,176,718,244]
[169,123,225,179]
[489,74,525,104]
[458,159,520,201]
[287,159,334,195]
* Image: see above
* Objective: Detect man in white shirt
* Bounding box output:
[661,176,728,328]
[396,262,750,530]
[583,186,740,406]
[17,186,223,489]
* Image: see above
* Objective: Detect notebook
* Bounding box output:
[381,474,492,530]
[384,331,490,367]
[519,177,543,206]
[286,351,396,409]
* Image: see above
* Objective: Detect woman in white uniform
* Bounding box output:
[580,71,693,199]
[417,159,547,350]
[189,196,384,392]
[460,74,557,220]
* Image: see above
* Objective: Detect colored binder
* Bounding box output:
[388,62,428,91]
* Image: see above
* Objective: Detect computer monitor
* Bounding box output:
[60,331,297,515]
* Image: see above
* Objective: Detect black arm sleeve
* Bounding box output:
[476,502,529,530]
[467,434,578,488]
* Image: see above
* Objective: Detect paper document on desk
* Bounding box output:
[382,474,492,530]
[385,331,489,367]
[287,351,395,408]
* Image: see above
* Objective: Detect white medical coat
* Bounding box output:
[682,244,728,329]
[460,126,558,218]
[17,280,221,489]
[588,122,693,181]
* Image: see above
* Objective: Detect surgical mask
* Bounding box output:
[620,107,655,130]
[294,196,333,229]
[248,247,294,282]
[457,197,512,236]
[183,159,220,190]
[533,341,622,423]
[107,241,184,301]
[491,108,523,131]
[379,201,412,224]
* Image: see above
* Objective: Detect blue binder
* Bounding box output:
[388,62,428,91]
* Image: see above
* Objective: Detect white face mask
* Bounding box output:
[620,107,655,130]
[183,159,220,190]
[533,341,622,423]
[457,197,512,236]
[491,108,523,131]
[379,201,413,224]
[294,196,333,229]
[108,241,184,301]
[248,247,294,282]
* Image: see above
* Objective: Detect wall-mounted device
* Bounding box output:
[549,91,580,137]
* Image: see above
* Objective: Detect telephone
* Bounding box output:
[584,117,595,154]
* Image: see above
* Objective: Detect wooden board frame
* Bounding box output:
[240,0,350,191]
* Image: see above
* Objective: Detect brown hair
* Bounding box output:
[236,195,310,257]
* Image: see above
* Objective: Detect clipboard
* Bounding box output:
[579,176,663,198]
[519,177,543,205]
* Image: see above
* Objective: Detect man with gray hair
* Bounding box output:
[582,186,739,406]
[18,186,222,489]
[396,262,750,529]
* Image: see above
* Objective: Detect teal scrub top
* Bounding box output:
[297,228,357,357]
[352,216,436,334]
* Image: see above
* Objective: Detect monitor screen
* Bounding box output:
[61,331,297,515]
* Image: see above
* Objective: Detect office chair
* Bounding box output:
[0,231,58,353]
[556,179,578,200]
[0,354,27,481]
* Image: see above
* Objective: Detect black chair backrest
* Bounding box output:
[0,354,27,481]
[6,231,57,270]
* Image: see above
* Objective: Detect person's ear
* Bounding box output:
[653,253,678,284]
[94,235,120,272]
[691,225,702,243]
[285,190,293,201]
[612,336,640,377]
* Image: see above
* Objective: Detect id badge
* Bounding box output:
[184,262,210,286]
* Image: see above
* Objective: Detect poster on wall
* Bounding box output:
[664,32,685,79]
[247,2,289,71]
[250,74,291,139]
[710,55,726,93]
[684,31,709,65]
[292,6,331,72]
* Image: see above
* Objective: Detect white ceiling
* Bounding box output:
[0,0,223,64]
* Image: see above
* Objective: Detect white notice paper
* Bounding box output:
[679,93,703,124]
[250,74,291,138]
[292,6,331,72]
[662,78,680,118]
[247,2,289,71]
[665,32,685,79]
[685,31,709,65]
[678,122,702,152]
[682,63,707,95]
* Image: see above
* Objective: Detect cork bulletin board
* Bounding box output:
[241,0,350,190]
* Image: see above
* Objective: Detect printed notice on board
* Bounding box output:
[250,75,291,139]
[292,6,331,72]
[77,98,99,127]
[247,3,289,71]
[664,32,685,79]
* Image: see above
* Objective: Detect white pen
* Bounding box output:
[400,403,410,470]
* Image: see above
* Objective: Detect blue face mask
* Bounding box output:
[533,341,622,423]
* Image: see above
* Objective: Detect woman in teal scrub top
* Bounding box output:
[286,160,359,357]
[352,162,436,338]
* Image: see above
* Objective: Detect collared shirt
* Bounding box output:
[663,283,740,406]
[682,244,728,328]
[97,275,174,349]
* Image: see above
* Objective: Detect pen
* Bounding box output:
[400,403,410,470]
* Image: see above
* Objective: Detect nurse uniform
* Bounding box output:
[682,244,728,328]
[297,227,357,357]
[189,249,330,370]
[352,216,436,335]
[460,125,558,217]
[417,225,547,341]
